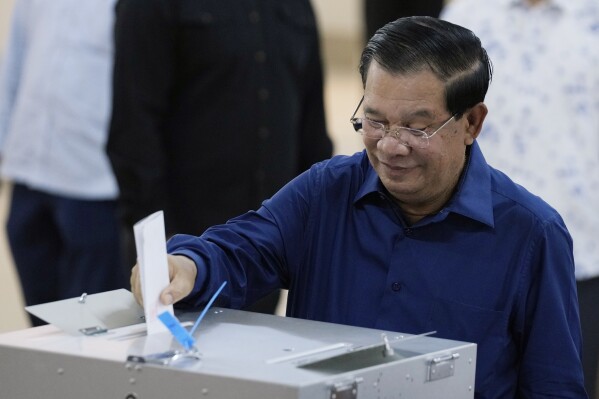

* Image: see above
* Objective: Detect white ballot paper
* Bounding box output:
[133,210,174,335]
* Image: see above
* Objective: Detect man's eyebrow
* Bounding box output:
[363,106,436,120]
[363,105,382,116]
[409,109,436,119]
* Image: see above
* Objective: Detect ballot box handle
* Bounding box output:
[330,379,360,399]
[427,353,460,382]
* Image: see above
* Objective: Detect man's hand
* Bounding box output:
[130,254,198,306]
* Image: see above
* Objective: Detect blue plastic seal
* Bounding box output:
[158,281,228,350]
[158,311,196,350]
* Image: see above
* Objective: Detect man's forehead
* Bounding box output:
[365,63,443,91]
[363,68,446,118]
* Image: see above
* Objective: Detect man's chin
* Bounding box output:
[382,180,421,199]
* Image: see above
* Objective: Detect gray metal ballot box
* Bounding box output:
[0,298,477,399]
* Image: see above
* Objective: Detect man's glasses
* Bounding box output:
[350,96,456,149]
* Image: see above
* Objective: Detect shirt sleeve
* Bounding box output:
[515,215,586,397]
[0,0,28,153]
[106,0,175,228]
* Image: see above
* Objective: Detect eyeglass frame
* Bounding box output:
[349,96,457,148]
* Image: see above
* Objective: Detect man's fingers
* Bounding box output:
[131,255,196,306]
[130,264,144,306]
[159,255,197,305]
[160,290,175,306]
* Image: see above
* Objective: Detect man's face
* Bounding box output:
[362,62,477,218]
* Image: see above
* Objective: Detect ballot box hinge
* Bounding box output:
[330,378,361,399]
[427,353,460,382]
[79,326,108,336]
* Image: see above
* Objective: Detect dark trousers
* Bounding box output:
[578,276,599,399]
[7,184,128,326]
[364,0,445,40]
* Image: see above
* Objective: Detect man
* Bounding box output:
[132,17,587,398]
[107,0,333,314]
[0,0,127,326]
[442,0,599,396]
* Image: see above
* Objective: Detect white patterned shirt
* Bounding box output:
[442,0,599,279]
[0,0,118,199]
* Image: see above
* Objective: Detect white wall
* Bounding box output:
[312,0,363,41]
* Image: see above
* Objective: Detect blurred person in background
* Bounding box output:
[442,0,599,397]
[107,0,333,314]
[0,0,128,326]
[364,0,444,40]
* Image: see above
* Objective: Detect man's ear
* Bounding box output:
[463,102,488,145]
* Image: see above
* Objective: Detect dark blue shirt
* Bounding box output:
[168,142,586,398]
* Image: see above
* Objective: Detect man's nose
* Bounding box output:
[377,134,412,154]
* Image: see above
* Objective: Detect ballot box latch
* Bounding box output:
[330,379,359,399]
[427,353,460,382]
[79,326,108,336]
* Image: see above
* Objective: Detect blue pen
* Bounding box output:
[190,281,227,335]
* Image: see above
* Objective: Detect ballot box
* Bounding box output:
[0,301,477,399]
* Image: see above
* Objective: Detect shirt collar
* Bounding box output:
[354,152,384,202]
[448,141,494,227]
[354,142,494,228]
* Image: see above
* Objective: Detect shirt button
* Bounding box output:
[254,50,266,63]
[404,228,413,237]
[258,127,270,139]
[249,11,260,24]
[391,282,402,292]
[258,88,269,101]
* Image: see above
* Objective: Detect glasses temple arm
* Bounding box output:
[350,96,364,121]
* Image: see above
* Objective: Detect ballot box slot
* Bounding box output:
[298,343,418,374]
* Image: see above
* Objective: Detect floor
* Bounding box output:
[0,35,365,333]
[0,183,28,332]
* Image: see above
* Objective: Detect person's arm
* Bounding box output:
[106,0,176,228]
[130,212,288,309]
[131,161,327,309]
[515,216,586,397]
[0,0,29,155]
